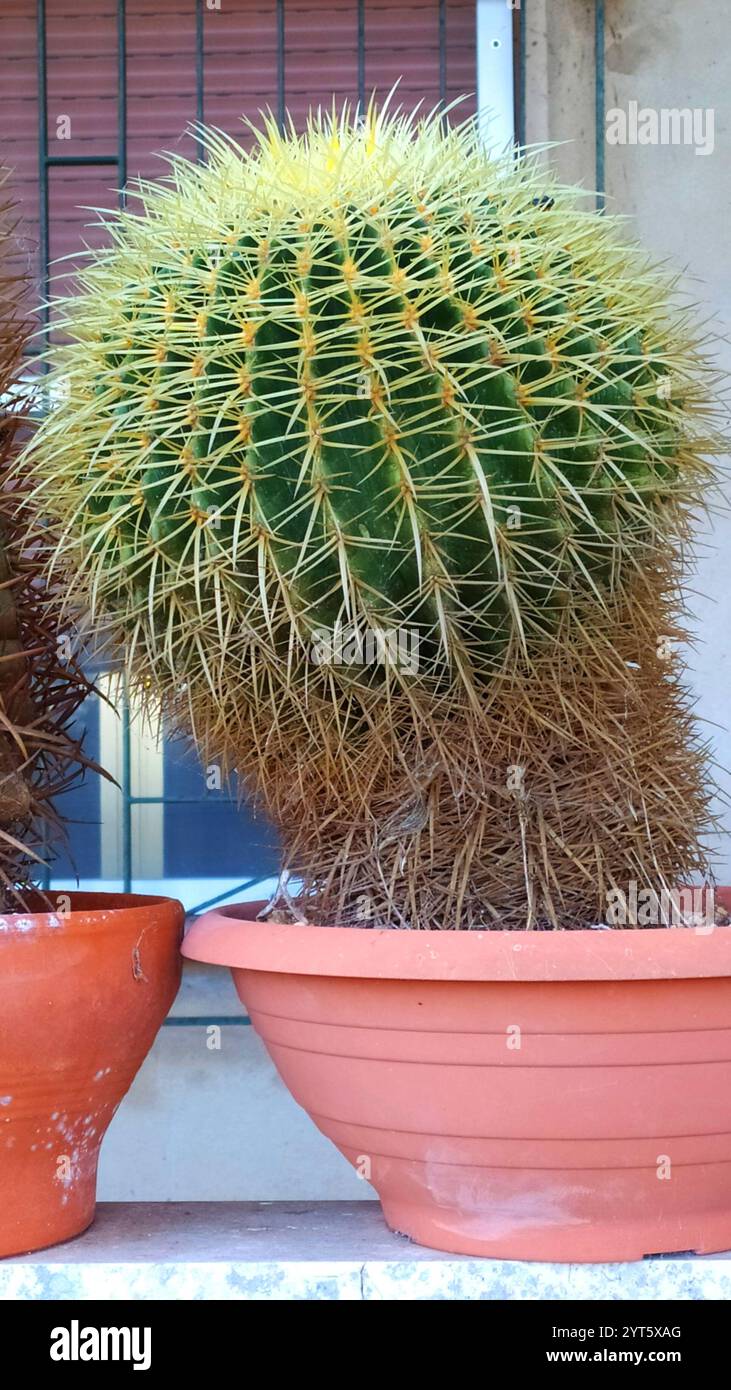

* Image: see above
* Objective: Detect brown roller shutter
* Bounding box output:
[1,0,476,306]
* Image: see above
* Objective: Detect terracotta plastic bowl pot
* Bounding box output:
[0,891,183,1258]
[183,892,731,1262]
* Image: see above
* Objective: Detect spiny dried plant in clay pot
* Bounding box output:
[0,175,183,1259]
[21,107,729,1260]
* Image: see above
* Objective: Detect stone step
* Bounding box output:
[3,1202,731,1300]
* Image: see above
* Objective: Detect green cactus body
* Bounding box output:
[27,108,711,711]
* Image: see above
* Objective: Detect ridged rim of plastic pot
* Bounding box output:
[0,891,184,939]
[181,894,731,982]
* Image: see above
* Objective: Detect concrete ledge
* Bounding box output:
[3,1202,731,1300]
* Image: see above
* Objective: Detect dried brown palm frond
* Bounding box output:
[0,173,98,911]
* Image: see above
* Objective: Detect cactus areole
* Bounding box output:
[27,105,720,929]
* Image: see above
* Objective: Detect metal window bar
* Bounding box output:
[195,0,205,162]
[439,0,447,107]
[277,0,286,132]
[594,0,605,209]
[517,0,526,151]
[357,0,366,110]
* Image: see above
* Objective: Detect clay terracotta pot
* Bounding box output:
[183,893,731,1262]
[0,892,183,1258]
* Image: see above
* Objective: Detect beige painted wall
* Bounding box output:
[603,0,731,877]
